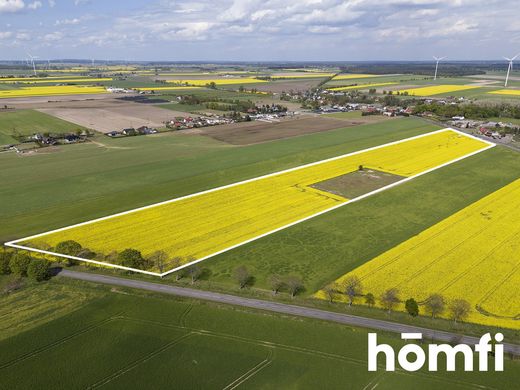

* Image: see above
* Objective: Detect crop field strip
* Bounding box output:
[397,85,481,96]
[7,129,493,276]
[488,89,520,96]
[166,78,267,86]
[326,82,397,91]
[319,178,520,330]
[1,286,514,389]
[0,85,107,98]
[0,78,112,84]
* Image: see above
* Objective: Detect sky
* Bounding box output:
[0,0,519,61]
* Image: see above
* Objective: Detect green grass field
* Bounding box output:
[0,117,437,242]
[0,109,88,145]
[3,117,520,295]
[202,145,520,292]
[1,276,518,389]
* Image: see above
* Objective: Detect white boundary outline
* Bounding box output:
[5,128,495,277]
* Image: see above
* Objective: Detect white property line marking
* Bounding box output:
[5,128,495,277]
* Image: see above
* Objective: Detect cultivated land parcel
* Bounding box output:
[11,130,491,274]
[320,178,520,330]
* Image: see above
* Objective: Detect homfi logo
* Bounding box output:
[368,332,504,372]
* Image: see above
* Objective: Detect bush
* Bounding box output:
[405,298,419,317]
[55,240,82,255]
[9,253,32,276]
[118,249,146,270]
[27,259,51,282]
[55,240,83,266]
[0,251,12,274]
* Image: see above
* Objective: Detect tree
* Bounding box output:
[149,250,168,273]
[233,265,251,289]
[118,249,145,270]
[380,288,400,312]
[55,240,82,255]
[9,253,32,276]
[323,283,338,303]
[405,298,419,317]
[0,251,11,274]
[449,299,471,323]
[55,240,82,266]
[27,259,51,282]
[425,294,446,319]
[343,275,362,306]
[285,276,304,297]
[187,264,203,284]
[268,274,284,295]
[170,257,183,280]
[365,293,375,307]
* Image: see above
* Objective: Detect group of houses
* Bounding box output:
[106,126,158,138]
[317,103,413,117]
[451,117,519,140]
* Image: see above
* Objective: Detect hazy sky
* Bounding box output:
[0,0,518,61]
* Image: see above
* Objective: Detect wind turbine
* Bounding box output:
[26,52,38,75]
[504,53,519,87]
[433,56,446,80]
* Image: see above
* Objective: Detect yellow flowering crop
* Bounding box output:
[397,85,479,96]
[166,78,266,86]
[487,89,520,96]
[0,76,89,82]
[21,130,489,273]
[332,74,379,80]
[327,82,397,91]
[318,178,520,329]
[270,73,336,79]
[0,85,107,99]
[135,86,203,91]
[0,78,112,84]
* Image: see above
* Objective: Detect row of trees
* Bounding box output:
[0,251,51,282]
[325,276,472,323]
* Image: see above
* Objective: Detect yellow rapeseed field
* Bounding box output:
[22,130,489,272]
[327,82,397,91]
[397,85,479,96]
[0,78,112,84]
[0,85,107,98]
[135,86,203,91]
[270,73,336,79]
[332,74,379,80]
[488,89,520,96]
[317,178,520,329]
[0,76,89,82]
[167,78,266,86]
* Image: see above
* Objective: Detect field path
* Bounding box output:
[59,270,520,356]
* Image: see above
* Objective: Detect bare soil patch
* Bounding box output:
[37,102,189,133]
[310,168,405,199]
[196,116,354,145]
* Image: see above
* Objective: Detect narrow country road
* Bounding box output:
[59,269,520,355]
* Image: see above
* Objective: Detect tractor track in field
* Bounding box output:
[0,313,124,370]
[59,270,520,356]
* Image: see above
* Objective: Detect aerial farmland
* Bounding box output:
[2,1,520,387]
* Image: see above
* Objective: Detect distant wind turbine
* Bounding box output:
[433,56,446,80]
[26,51,38,75]
[504,54,519,87]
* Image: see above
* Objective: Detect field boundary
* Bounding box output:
[5,128,495,277]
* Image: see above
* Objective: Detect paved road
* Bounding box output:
[60,269,520,355]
